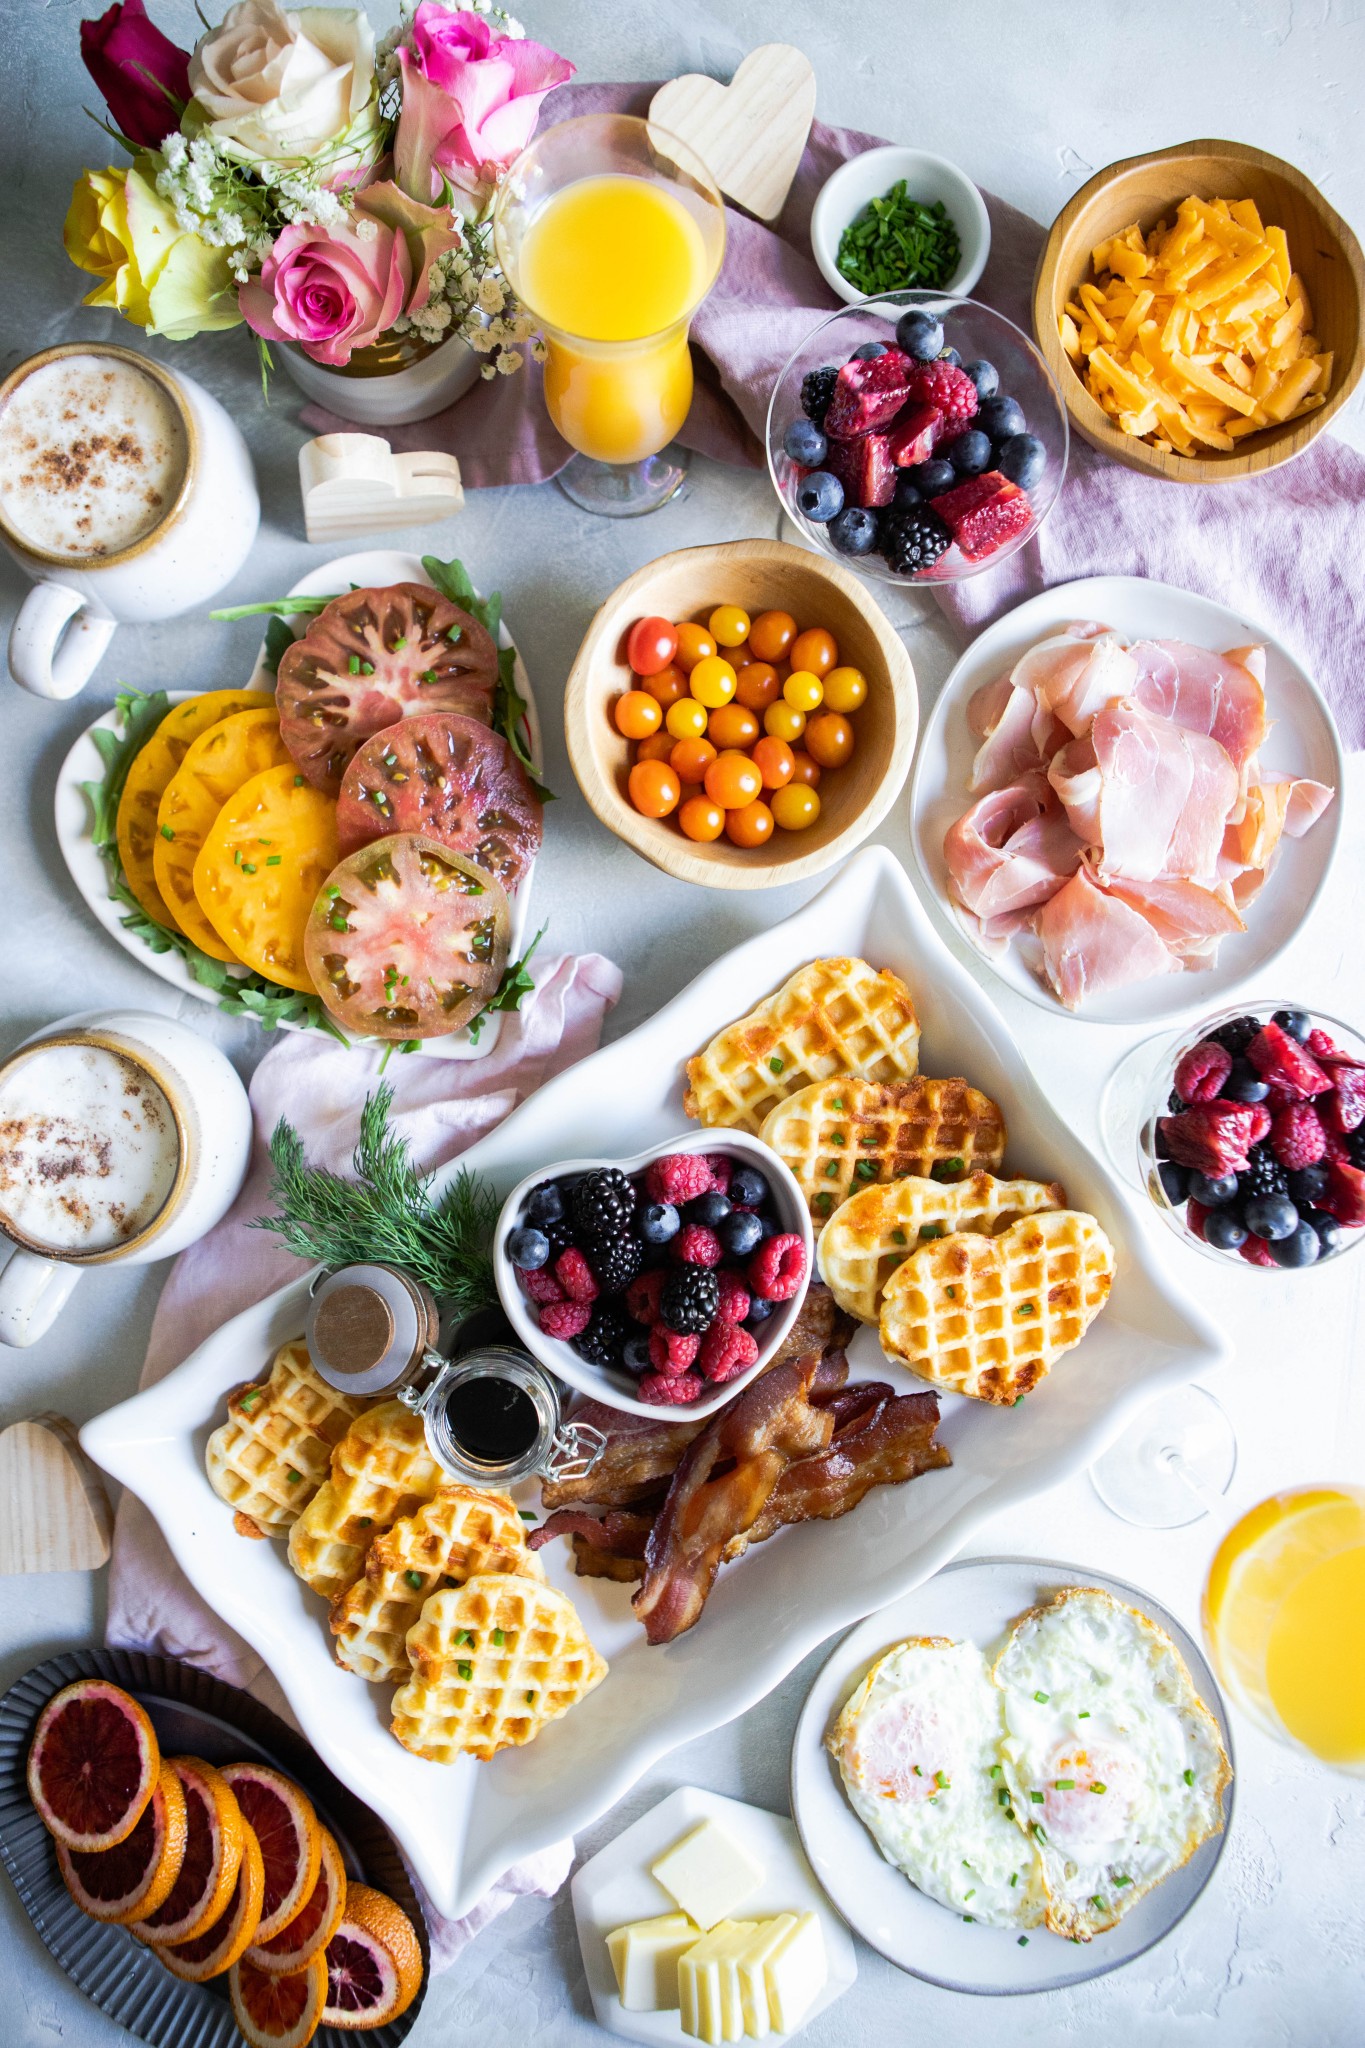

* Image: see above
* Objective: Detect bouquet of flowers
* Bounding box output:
[65,0,574,377]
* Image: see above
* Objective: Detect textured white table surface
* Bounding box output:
[2,2,1363,2041]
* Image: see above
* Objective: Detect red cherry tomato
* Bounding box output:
[627,616,679,676]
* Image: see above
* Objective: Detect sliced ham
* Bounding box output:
[1047,734,1102,844]
[1088,702,1238,883]
[943,774,1080,923]
[1101,873,1245,959]
[1127,638,1268,768]
[1011,631,1118,754]
[1036,636,1139,738]
[968,679,1041,792]
[967,673,1013,739]
[1035,867,1182,1009]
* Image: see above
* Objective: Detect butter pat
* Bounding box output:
[678,1920,758,2045]
[764,1912,827,2034]
[605,1912,698,2011]
[651,1819,765,1931]
[735,1915,797,2039]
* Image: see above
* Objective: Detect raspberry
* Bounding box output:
[748,1231,808,1302]
[1318,1161,1365,1227]
[1239,1233,1277,1268]
[1324,1067,1365,1133]
[1246,1103,1273,1145]
[825,348,914,438]
[538,1300,592,1340]
[1174,1040,1233,1103]
[1247,1022,1332,1098]
[648,1328,701,1376]
[554,1247,598,1304]
[1270,1102,1326,1170]
[932,471,1032,561]
[645,1153,713,1205]
[704,1154,732,1194]
[1157,1103,1260,1177]
[1185,1198,1209,1241]
[517,1264,564,1306]
[638,1371,703,1406]
[903,358,979,432]
[674,1224,723,1267]
[1307,1027,1350,1062]
[1324,1130,1354,1165]
[625,1269,666,1326]
[698,1322,760,1384]
[716,1270,751,1324]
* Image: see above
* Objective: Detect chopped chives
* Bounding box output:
[159,824,174,840]
[492,1628,505,1645]
[1183,1768,1195,1785]
[1054,1779,1075,1791]
[1034,1690,1050,1703]
[769,1057,784,1074]
[1091,1783,1107,1794]
[405,1570,424,1590]
[1030,1791,1044,1804]
[457,1661,473,1681]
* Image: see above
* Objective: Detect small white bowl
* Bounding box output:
[492,1128,814,1420]
[811,145,991,306]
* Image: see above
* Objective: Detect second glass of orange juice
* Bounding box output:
[494,114,726,515]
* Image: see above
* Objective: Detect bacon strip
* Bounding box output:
[734,1389,950,1555]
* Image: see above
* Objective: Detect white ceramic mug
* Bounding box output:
[0,1009,253,1347]
[0,342,260,701]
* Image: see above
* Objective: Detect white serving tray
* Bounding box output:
[81,846,1227,1920]
[910,575,1344,1025]
[54,550,542,1061]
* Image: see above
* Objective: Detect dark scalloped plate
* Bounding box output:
[0,1648,429,2048]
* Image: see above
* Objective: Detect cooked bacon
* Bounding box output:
[769,1282,857,1366]
[540,1401,705,1509]
[809,1379,893,1426]
[527,1507,654,1583]
[729,1389,950,1556]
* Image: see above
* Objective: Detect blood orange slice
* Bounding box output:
[56,1759,187,1924]
[230,1952,328,2048]
[322,1882,423,2029]
[150,1823,264,1981]
[133,1756,245,1947]
[245,1827,346,1975]
[220,1763,322,1943]
[27,1680,160,1853]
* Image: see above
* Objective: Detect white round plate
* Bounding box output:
[53,549,542,1061]
[910,575,1344,1025]
[790,1554,1235,1996]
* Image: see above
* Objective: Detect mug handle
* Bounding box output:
[8,581,117,700]
[0,1249,84,1347]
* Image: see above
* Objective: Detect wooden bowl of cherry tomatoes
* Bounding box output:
[564,539,917,889]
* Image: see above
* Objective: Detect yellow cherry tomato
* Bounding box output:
[628,759,681,818]
[688,654,737,709]
[725,798,774,848]
[704,749,763,810]
[670,736,717,784]
[764,700,806,743]
[614,689,662,739]
[751,736,795,791]
[734,661,780,712]
[771,782,821,831]
[679,794,725,842]
[708,702,760,750]
[783,669,824,713]
[666,696,709,741]
[805,711,855,768]
[788,749,822,788]
[673,622,716,672]
[822,664,867,714]
[635,730,675,763]
[708,604,751,648]
[643,662,688,708]
[789,626,838,677]
[748,609,797,663]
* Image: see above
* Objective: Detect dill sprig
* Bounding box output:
[251,1083,499,1310]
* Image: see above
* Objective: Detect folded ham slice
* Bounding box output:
[1101,872,1245,959]
[967,678,1040,792]
[1087,702,1238,883]
[1036,866,1182,1009]
[944,774,1081,924]
[1127,639,1268,768]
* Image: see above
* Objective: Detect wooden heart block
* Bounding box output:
[649,45,817,223]
[0,1413,112,1576]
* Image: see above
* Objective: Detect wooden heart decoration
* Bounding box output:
[0,1413,112,1575]
[649,45,817,223]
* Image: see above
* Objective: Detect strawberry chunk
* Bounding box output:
[1239,1233,1277,1268]
[887,402,944,467]
[1185,1198,1210,1241]
[931,471,1032,561]
[1318,1161,1365,1227]
[1158,1102,1262,1176]
[826,431,896,508]
[1246,1021,1332,1097]
[1324,1067,1365,1133]
[824,348,914,438]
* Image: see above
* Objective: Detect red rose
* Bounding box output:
[80,0,190,150]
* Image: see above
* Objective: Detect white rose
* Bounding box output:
[189,1,377,168]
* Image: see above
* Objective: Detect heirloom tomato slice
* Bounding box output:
[334,712,543,891]
[115,689,274,928]
[154,710,291,961]
[194,764,339,992]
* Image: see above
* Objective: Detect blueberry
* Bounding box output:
[1243,1193,1299,1241]
[1203,1209,1248,1252]
[1269,1220,1321,1267]
[1288,1164,1330,1207]
[917,457,957,498]
[745,1294,778,1325]
[977,394,1027,441]
[795,468,844,522]
[1157,1160,1189,1206]
[1224,1061,1270,1104]
[638,1201,680,1245]
[728,1165,769,1208]
[995,432,1047,489]
[623,1332,654,1374]
[1189,1171,1239,1207]
[524,1181,565,1228]
[784,417,828,466]
[1306,1207,1345,1255]
[939,345,962,366]
[720,1210,764,1257]
[1273,1008,1313,1042]
[892,472,924,508]
[828,505,880,555]
[894,309,943,361]
[961,358,1000,399]
[507,1225,550,1269]
[757,1213,782,1239]
[851,340,888,360]
[1154,1125,1172,1161]
[687,1190,731,1228]
[945,429,992,476]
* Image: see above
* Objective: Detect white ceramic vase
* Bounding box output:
[277,331,482,425]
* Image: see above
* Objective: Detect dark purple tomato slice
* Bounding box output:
[334,712,542,891]
[276,583,499,793]
[305,833,510,1040]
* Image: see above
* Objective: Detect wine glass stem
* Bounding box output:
[1160,1444,1219,1518]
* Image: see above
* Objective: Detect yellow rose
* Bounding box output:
[63,164,241,340]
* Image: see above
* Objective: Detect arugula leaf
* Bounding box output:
[79,686,170,848]
[210,595,335,622]
[262,615,295,676]
[494,646,554,803]
[466,925,544,1043]
[421,552,501,639]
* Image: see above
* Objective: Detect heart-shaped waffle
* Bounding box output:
[762,1074,1007,1224]
[287,1401,441,1604]
[206,1340,367,1538]
[818,1170,1065,1325]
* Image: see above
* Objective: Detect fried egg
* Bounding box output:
[829,1636,1047,1929]
[993,1587,1231,1941]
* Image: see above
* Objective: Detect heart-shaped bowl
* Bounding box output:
[492,1128,814,1419]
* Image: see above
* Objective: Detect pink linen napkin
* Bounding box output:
[105,950,621,1968]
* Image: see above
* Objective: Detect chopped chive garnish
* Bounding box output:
[457,1662,473,1681]
[892,1228,908,1245]
[946,1285,956,1299]
[919,1221,945,1239]
[964,1889,975,1901]
[1034,1690,1050,1703]
[935,1771,950,1788]
[1078,1710,1090,1718]
[286,1469,300,1483]
[1091,1896,1106,1913]
[825,1161,840,1177]
[239,1391,262,1411]
[1018,1935,1029,1946]
[1054,1779,1075,1791]
[159,823,174,840]
[854,1159,877,1179]
[518,1509,536,1520]
[241,862,256,874]
[294,774,304,785]
[358,1517,372,1528]
[361,660,374,675]
[1030,1791,1044,1804]
[1013,1395,1025,1406]
[998,1790,1010,1807]
[989,1764,1002,1777]
[961,1913,972,1922]
[405,1570,424,1590]
[525,1689,535,1703]
[830,1131,846,1146]
[1114,1874,1132,1887]
[1018,1301,1036,1316]
[454,1630,473,1646]
[1091,1782,1107,1794]
[816,1192,834,1210]
[348,654,360,674]
[1032,1823,1047,1842]
[1183,1768,1195,1785]
[912,1765,921,1776]
[492,1628,505,1645]
[769,1057,784,1074]
[1010,1873,1018,1887]
[266,854,282,865]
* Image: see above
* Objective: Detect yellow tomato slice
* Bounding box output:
[154,711,291,962]
[194,764,339,993]
[115,690,275,929]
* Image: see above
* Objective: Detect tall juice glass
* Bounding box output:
[494,114,726,516]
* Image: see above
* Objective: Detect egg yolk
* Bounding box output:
[1039,1740,1139,1851]
[849,1696,964,1804]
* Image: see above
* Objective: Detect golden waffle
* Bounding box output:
[205,1340,366,1537]
[879,1209,1115,1404]
[684,958,921,1135]
[391,1574,607,1763]
[818,1171,1066,1325]
[761,1075,1007,1224]
[331,1485,543,1684]
[287,1402,441,1604]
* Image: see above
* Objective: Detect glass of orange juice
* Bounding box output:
[494,113,726,516]
[1204,1486,1365,1771]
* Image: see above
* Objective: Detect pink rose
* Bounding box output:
[80,0,191,150]
[394,4,573,211]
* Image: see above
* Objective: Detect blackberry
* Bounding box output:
[878,505,951,576]
[544,1219,575,1260]
[571,1304,630,1367]
[661,1266,720,1336]
[1213,1013,1261,1059]
[1239,1143,1288,1204]
[801,364,839,424]
[587,1232,643,1295]
[571,1167,635,1239]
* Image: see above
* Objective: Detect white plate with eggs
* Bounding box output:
[789,1556,1235,1994]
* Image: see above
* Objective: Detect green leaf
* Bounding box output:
[262,615,295,676]
[79,686,170,848]
[494,646,553,803]
[210,595,336,622]
[421,552,501,639]
[465,925,545,1043]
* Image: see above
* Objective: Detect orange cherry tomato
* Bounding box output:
[748,609,797,664]
[670,736,717,783]
[679,794,726,842]
[788,749,822,788]
[688,654,737,708]
[674,622,717,673]
[707,703,760,750]
[665,697,709,741]
[726,798,774,848]
[643,662,688,708]
[628,759,681,818]
[764,700,806,744]
[822,665,867,714]
[635,731,675,763]
[789,626,838,677]
[805,711,855,768]
[614,689,662,739]
[783,669,824,713]
[704,749,763,810]
[734,661,780,712]
[771,782,821,831]
[751,736,795,790]
[708,605,751,648]
[626,615,679,676]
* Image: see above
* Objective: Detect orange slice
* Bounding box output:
[230,1952,328,2048]
[133,1756,245,1947]
[56,1759,187,1924]
[220,1763,322,1943]
[27,1680,160,1853]
[150,1824,265,1981]
[245,1827,346,1975]
[322,1882,424,2029]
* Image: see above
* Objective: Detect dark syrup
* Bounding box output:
[442,1374,539,1464]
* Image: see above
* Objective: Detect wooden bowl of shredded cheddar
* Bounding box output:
[1034,139,1363,483]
